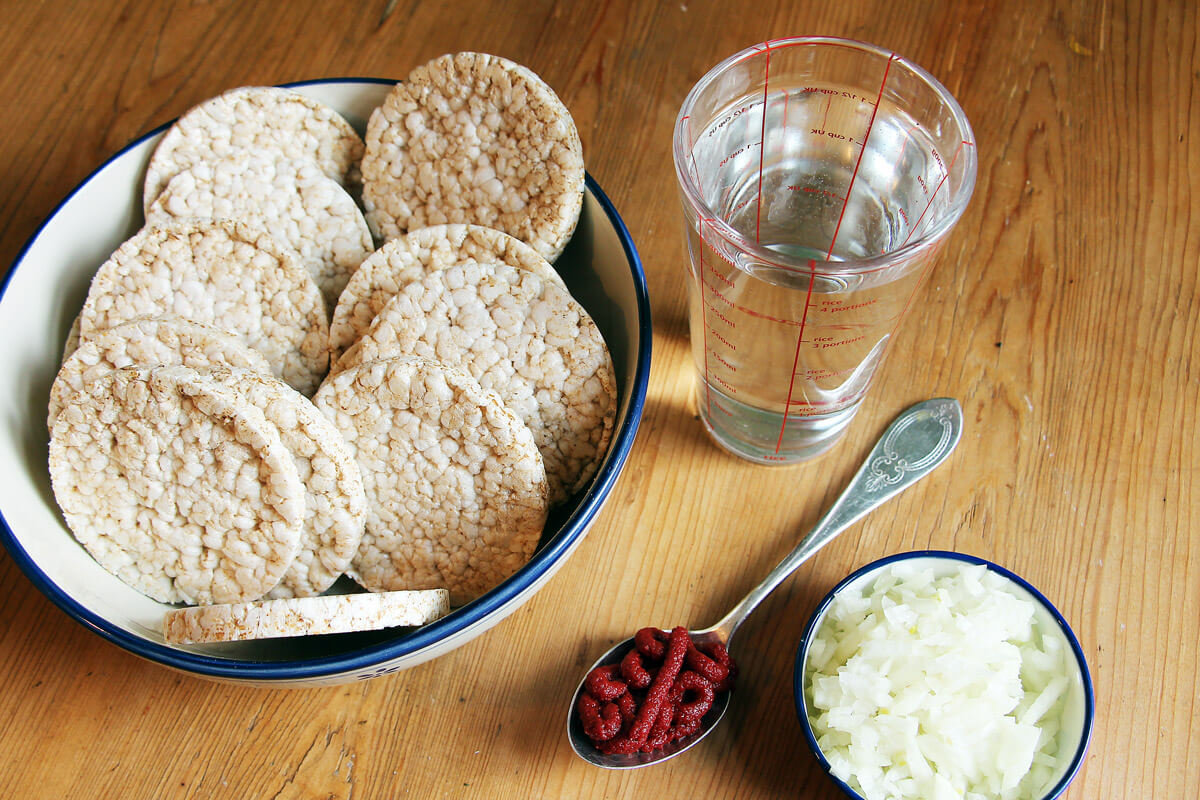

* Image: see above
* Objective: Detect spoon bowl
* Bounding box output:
[567,636,733,768]
[567,398,964,768]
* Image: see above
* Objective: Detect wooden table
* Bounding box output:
[1,1,1195,796]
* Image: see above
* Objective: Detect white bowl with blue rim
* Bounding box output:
[0,79,651,686]
[794,551,1094,800]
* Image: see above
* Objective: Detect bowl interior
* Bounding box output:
[794,551,1094,800]
[0,79,649,680]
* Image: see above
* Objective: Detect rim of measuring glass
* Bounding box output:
[672,36,977,275]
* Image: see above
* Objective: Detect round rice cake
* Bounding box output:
[77,219,329,396]
[143,85,364,214]
[328,223,565,360]
[48,365,305,605]
[47,317,273,431]
[361,52,584,262]
[312,355,549,605]
[145,152,373,307]
[336,262,616,506]
[199,367,367,599]
[163,588,450,644]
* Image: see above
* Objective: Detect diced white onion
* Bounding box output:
[805,562,1072,800]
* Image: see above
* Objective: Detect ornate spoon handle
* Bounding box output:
[700,398,964,644]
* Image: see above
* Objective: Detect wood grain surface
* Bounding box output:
[1,0,1196,797]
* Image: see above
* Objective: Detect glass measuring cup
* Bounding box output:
[672,37,976,463]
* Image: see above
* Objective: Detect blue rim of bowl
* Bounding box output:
[792,550,1095,800]
[0,77,652,681]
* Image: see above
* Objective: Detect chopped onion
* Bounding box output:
[805,562,1073,800]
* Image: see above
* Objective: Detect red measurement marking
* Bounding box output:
[826,52,896,259]
[701,274,737,304]
[798,186,846,201]
[731,193,756,214]
[707,104,753,139]
[789,398,848,409]
[930,144,945,175]
[701,264,818,328]
[811,128,847,141]
[900,139,974,248]
[816,334,866,349]
[722,300,805,327]
[801,365,860,380]
[728,41,773,69]
[775,259,818,454]
[755,42,771,243]
[705,259,735,288]
[718,141,759,169]
[708,328,737,351]
[710,349,737,371]
[821,95,832,130]
[821,297,879,313]
[698,218,714,416]
[703,299,736,327]
[713,373,738,392]
[710,397,733,417]
[698,239,817,327]
[788,400,853,416]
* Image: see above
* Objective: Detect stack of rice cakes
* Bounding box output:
[46,53,617,645]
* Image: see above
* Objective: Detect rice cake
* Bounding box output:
[328,223,565,360]
[163,589,450,644]
[48,365,305,605]
[200,367,367,599]
[145,152,373,307]
[361,52,584,262]
[47,317,273,430]
[77,219,330,396]
[312,355,548,605]
[143,85,364,213]
[335,262,615,506]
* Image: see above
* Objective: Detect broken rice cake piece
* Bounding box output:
[163,589,450,644]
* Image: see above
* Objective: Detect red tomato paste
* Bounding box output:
[578,626,737,754]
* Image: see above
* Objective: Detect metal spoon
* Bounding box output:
[567,397,964,768]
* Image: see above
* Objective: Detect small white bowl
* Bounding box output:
[0,79,651,686]
[794,551,1094,800]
